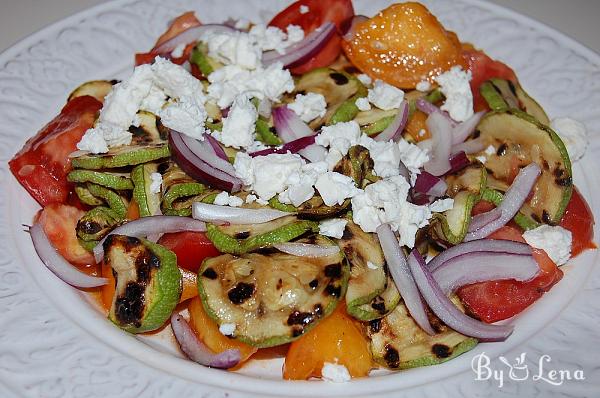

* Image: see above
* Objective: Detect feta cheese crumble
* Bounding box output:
[299,5,310,14]
[149,172,162,194]
[355,97,371,111]
[215,93,258,149]
[219,323,236,336]
[213,191,244,207]
[367,261,380,270]
[203,30,262,70]
[434,66,473,122]
[356,73,372,86]
[523,225,572,266]
[367,80,404,110]
[319,218,348,239]
[279,161,328,207]
[321,362,351,383]
[288,92,327,122]
[159,97,207,140]
[551,117,588,161]
[416,80,432,92]
[429,198,454,213]
[315,172,361,206]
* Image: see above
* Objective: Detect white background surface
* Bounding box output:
[0,0,599,54]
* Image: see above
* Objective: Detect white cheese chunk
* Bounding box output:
[149,172,162,194]
[216,93,258,148]
[315,121,362,156]
[213,191,244,207]
[355,97,372,111]
[319,218,348,239]
[299,5,310,14]
[523,225,572,266]
[219,323,236,336]
[159,96,207,140]
[321,362,351,383]
[416,80,432,92]
[315,172,361,206]
[367,80,404,110]
[551,117,588,161]
[357,73,372,86]
[429,198,454,212]
[435,65,473,122]
[288,92,327,122]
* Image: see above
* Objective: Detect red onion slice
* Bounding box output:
[262,22,336,68]
[171,314,241,369]
[408,249,514,342]
[413,171,447,197]
[447,151,470,174]
[376,224,435,335]
[30,223,108,288]
[427,239,532,272]
[192,202,294,224]
[415,98,457,127]
[468,208,502,233]
[451,137,486,155]
[93,216,207,263]
[433,252,539,295]
[169,129,242,192]
[342,15,368,41]
[272,106,314,142]
[153,24,235,55]
[274,242,340,258]
[465,163,541,241]
[204,133,229,162]
[452,111,485,145]
[249,135,315,157]
[423,112,453,176]
[374,101,409,142]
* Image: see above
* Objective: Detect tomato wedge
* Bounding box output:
[157,231,220,273]
[462,49,517,112]
[560,187,596,256]
[9,96,102,206]
[457,226,563,323]
[268,0,354,74]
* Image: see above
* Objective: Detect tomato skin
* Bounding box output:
[157,231,220,272]
[457,226,562,323]
[35,204,95,267]
[9,96,102,206]
[560,187,596,256]
[268,0,354,74]
[462,49,517,112]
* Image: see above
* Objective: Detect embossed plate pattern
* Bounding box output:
[1,0,599,397]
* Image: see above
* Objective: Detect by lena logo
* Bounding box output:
[471,352,585,388]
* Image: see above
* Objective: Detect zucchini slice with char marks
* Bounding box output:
[161,162,210,216]
[352,275,400,321]
[68,169,133,190]
[445,163,487,198]
[129,111,166,145]
[105,235,181,333]
[132,162,161,217]
[430,191,476,245]
[76,206,121,242]
[474,110,572,224]
[198,235,348,347]
[68,79,117,103]
[368,299,477,370]
[86,183,129,218]
[480,78,550,125]
[206,216,318,255]
[71,144,170,170]
[268,196,350,220]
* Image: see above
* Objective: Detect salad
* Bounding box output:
[8,0,596,382]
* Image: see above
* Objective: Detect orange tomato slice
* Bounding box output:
[342,2,466,89]
[283,303,371,380]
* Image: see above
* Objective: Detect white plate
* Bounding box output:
[1,1,599,397]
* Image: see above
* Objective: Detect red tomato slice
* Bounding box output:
[268,0,354,74]
[560,187,596,256]
[457,226,563,323]
[462,49,517,112]
[158,231,220,272]
[134,44,194,66]
[35,204,96,268]
[152,11,201,50]
[9,96,102,206]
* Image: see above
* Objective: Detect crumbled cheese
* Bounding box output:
[215,93,258,148]
[551,117,588,161]
[367,261,380,270]
[523,225,572,266]
[207,63,294,108]
[171,43,186,58]
[149,172,162,194]
[367,80,405,110]
[140,85,167,114]
[475,155,487,164]
[76,127,109,153]
[213,191,244,207]
[397,139,430,174]
[219,323,236,336]
[369,140,401,178]
[279,161,328,207]
[203,30,262,70]
[245,194,258,203]
[234,18,251,30]
[249,23,304,54]
[299,5,310,14]
[351,175,432,247]
[288,92,327,122]
[233,152,305,201]
[285,25,305,45]
[416,80,432,92]
[357,74,372,86]
[319,218,348,239]
[355,97,371,111]
[315,121,362,156]
[484,145,496,156]
[321,362,351,383]
[429,198,454,213]
[434,66,473,122]
[151,57,206,102]
[159,97,207,140]
[315,172,361,206]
